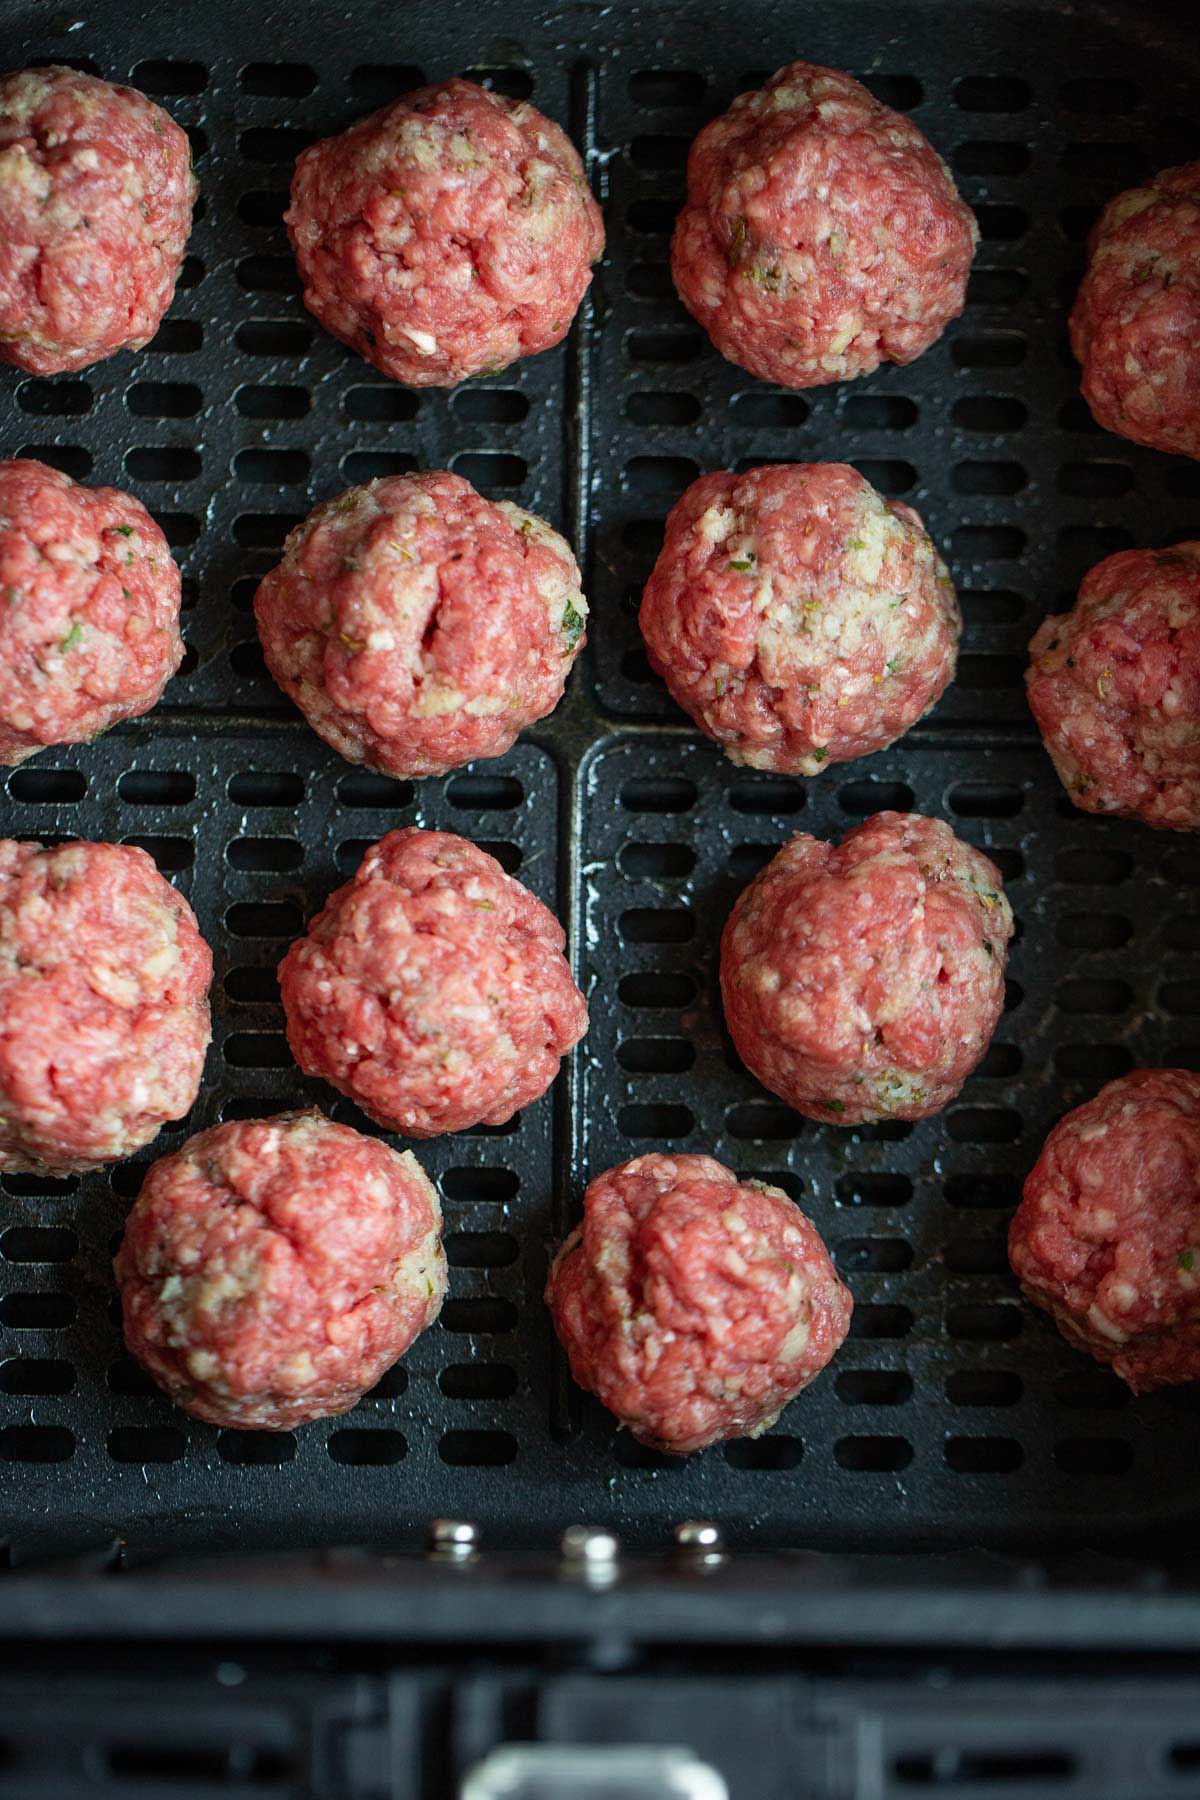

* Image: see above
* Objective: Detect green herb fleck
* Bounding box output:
[560,598,586,651]
[341,557,362,573]
[811,746,829,764]
[728,554,757,571]
[848,536,866,551]
[122,588,131,601]
[982,938,994,956]
[1180,1248,1196,1273]
[817,1096,845,1114]
[58,620,83,653]
[886,657,903,675]
[113,524,135,538]
[726,217,747,266]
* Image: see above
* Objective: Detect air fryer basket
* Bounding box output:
[0,0,1197,1565]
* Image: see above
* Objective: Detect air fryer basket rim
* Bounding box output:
[0,0,1194,1584]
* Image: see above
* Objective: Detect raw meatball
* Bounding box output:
[287,77,603,387]
[1009,1069,1200,1393]
[671,61,976,388]
[0,66,196,375]
[279,828,587,1138]
[115,1109,447,1429]
[0,839,211,1174]
[254,471,586,779]
[0,459,184,765]
[1027,545,1200,831]
[721,811,1012,1124]
[639,463,959,774]
[546,1153,852,1454]
[1070,162,1200,459]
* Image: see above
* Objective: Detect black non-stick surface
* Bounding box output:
[0,0,1197,1557]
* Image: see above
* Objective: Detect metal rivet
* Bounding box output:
[674,1520,725,1565]
[560,1524,620,1570]
[428,1518,480,1560]
[674,1519,723,1552]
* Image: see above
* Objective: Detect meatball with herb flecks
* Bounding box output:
[279,828,587,1138]
[0,65,196,374]
[115,1110,446,1429]
[0,838,211,1174]
[0,459,183,765]
[671,61,976,388]
[1027,543,1200,830]
[254,471,586,779]
[287,77,603,386]
[546,1152,852,1455]
[1009,1069,1200,1393]
[639,462,959,774]
[720,811,1012,1124]
[1070,161,1200,459]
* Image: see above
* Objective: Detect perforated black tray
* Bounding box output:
[0,0,1197,1560]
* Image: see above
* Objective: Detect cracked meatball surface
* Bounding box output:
[254,471,586,779]
[115,1109,447,1430]
[720,811,1012,1125]
[546,1152,852,1455]
[1027,543,1200,830]
[1070,161,1200,459]
[639,463,959,775]
[1009,1069,1200,1393]
[279,828,587,1138]
[0,65,195,375]
[0,839,211,1174]
[671,61,976,388]
[0,459,183,765]
[287,77,603,386]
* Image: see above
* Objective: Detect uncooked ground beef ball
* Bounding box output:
[279,828,587,1138]
[639,462,959,774]
[254,471,587,779]
[721,811,1012,1125]
[546,1152,852,1455]
[1027,544,1200,830]
[0,839,211,1174]
[1009,1069,1200,1393]
[671,61,976,388]
[1070,162,1200,459]
[287,77,603,386]
[0,459,183,765]
[0,66,196,375]
[115,1110,447,1429]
